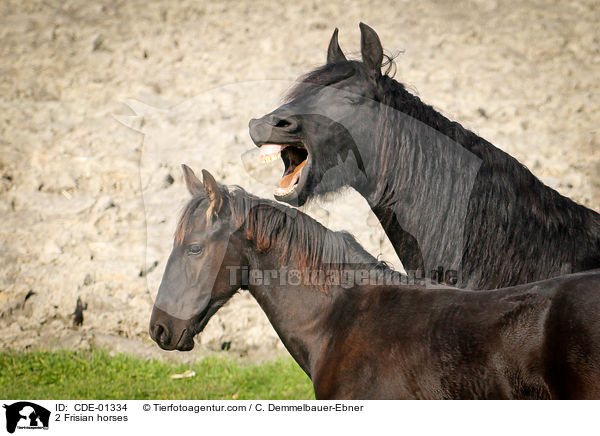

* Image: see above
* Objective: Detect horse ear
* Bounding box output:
[181,164,203,197]
[327,28,347,64]
[359,22,383,79]
[201,169,223,223]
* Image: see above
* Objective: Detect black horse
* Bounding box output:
[149,166,600,399]
[249,23,600,290]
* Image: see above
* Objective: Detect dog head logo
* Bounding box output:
[2,402,50,433]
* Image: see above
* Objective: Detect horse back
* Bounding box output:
[313,273,600,399]
[543,274,600,399]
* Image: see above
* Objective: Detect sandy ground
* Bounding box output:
[0,0,598,363]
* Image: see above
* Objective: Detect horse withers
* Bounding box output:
[150,165,600,399]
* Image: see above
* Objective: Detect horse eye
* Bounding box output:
[188,244,204,255]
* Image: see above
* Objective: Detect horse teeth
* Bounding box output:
[260,152,280,164]
[274,184,296,197]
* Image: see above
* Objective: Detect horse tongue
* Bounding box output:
[279,160,306,188]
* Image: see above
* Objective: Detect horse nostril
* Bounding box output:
[270,115,298,132]
[153,323,170,345]
[274,118,291,128]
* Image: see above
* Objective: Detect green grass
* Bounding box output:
[0,350,314,400]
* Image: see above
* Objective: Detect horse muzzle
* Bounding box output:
[149,306,196,351]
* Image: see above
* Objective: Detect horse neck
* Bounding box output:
[238,217,382,376]
[362,80,600,287]
[361,89,485,275]
[244,249,347,377]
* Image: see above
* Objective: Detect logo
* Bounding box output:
[2,402,50,434]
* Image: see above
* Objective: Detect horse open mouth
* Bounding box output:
[258,143,309,198]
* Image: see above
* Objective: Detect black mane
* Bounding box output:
[374,70,600,287]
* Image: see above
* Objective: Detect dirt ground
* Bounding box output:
[0,0,598,363]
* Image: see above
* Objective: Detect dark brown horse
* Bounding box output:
[150,165,600,399]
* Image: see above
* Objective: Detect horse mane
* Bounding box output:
[175,185,391,288]
[371,67,600,286]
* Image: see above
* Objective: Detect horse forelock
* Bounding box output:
[284,52,400,104]
[284,61,359,103]
[174,195,207,244]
